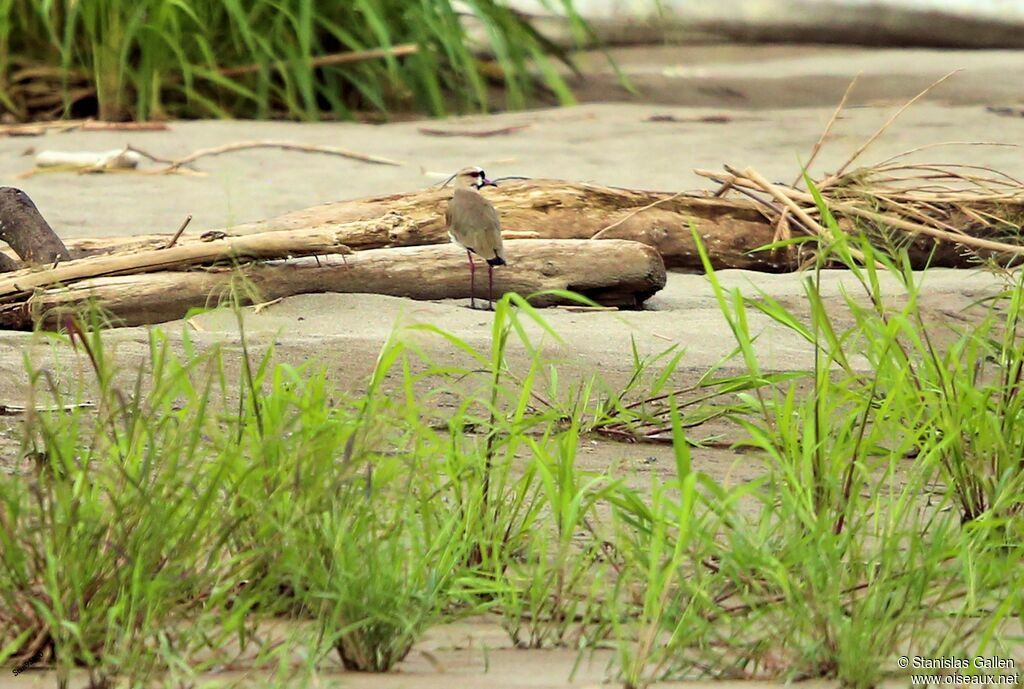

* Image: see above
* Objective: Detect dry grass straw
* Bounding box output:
[696,71,1024,268]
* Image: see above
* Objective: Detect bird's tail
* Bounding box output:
[487,255,506,267]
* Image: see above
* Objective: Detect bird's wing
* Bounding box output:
[462,191,504,262]
[460,190,501,232]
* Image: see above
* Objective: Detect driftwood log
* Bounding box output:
[0,239,666,330]
[0,187,71,268]
[55,181,791,271]
[50,180,1007,271]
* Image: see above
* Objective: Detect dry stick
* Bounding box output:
[772,207,792,245]
[162,140,403,171]
[710,178,734,198]
[81,120,169,132]
[0,229,353,300]
[872,192,969,237]
[827,200,1024,257]
[164,215,193,249]
[720,181,800,227]
[125,144,176,166]
[0,120,86,136]
[956,204,995,229]
[0,187,71,264]
[590,191,688,240]
[55,179,794,272]
[958,202,1022,227]
[699,171,808,267]
[219,43,418,78]
[418,124,530,138]
[818,70,962,191]
[731,167,829,240]
[793,74,859,188]
[740,167,877,265]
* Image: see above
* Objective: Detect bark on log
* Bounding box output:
[57,181,790,271]
[0,187,71,267]
[0,239,666,330]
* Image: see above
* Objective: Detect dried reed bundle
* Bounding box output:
[695,72,1024,268]
[697,156,1024,269]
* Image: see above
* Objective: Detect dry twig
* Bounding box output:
[418,125,529,138]
[164,215,193,249]
[161,140,403,170]
[591,191,689,240]
[819,70,961,189]
[793,74,858,188]
[219,44,418,77]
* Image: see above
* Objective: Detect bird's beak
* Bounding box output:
[481,177,497,187]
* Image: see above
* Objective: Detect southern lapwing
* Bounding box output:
[444,166,506,310]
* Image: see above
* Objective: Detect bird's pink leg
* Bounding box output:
[488,264,495,310]
[467,250,476,309]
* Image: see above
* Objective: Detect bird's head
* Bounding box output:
[453,166,496,190]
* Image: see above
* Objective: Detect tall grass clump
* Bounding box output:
[630,193,1023,686]
[0,319,254,687]
[0,0,589,121]
[589,200,1022,688]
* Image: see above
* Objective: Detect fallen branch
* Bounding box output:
[165,215,193,249]
[0,227,353,301]
[0,239,666,330]
[79,120,170,132]
[19,140,404,177]
[0,120,85,137]
[34,148,143,170]
[0,187,71,267]
[418,125,530,138]
[161,140,404,171]
[645,114,740,124]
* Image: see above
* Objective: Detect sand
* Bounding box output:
[1,44,1023,688]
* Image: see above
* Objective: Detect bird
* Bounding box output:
[444,166,506,310]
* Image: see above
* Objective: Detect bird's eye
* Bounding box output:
[474,170,484,177]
